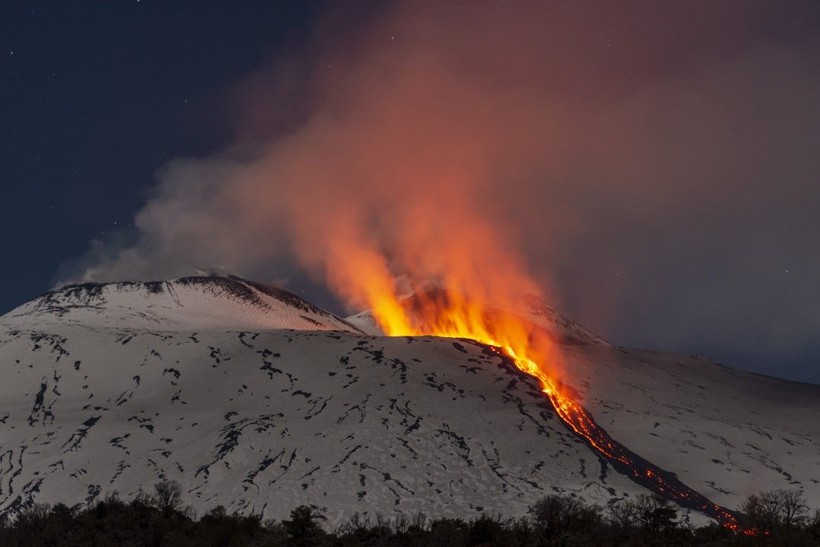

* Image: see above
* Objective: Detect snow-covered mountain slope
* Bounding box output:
[559,344,820,513]
[523,296,609,346]
[4,276,359,333]
[0,327,646,525]
[0,276,817,526]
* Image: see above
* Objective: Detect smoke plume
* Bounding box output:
[62,1,820,380]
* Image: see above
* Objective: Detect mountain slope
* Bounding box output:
[561,344,820,512]
[4,276,359,333]
[0,276,818,526]
[0,324,638,523]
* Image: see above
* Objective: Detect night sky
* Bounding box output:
[1,1,319,305]
[2,1,820,383]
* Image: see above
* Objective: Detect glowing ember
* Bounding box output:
[368,288,741,530]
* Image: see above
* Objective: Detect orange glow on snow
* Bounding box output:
[370,287,639,472]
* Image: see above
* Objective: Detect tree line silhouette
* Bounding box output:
[1,480,819,546]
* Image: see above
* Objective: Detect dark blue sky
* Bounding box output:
[2,1,819,383]
[1,1,322,311]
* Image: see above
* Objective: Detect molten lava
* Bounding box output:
[369,288,741,530]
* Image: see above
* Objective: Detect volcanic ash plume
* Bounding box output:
[61,3,816,527]
[71,2,565,325]
[65,1,820,377]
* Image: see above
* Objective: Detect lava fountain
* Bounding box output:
[276,137,741,527]
[363,288,741,529]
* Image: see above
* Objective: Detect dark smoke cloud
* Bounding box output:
[61,1,820,381]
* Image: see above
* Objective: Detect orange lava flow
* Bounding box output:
[367,289,741,531]
[372,289,631,469]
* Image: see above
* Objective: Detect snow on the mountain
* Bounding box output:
[344,310,383,336]
[0,276,817,526]
[559,344,820,512]
[4,276,360,333]
[0,327,639,524]
[523,296,610,346]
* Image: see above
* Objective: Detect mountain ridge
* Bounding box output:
[0,275,817,526]
[6,276,360,333]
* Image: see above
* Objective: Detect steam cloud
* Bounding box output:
[62,1,820,380]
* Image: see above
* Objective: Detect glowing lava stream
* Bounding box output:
[371,293,741,530]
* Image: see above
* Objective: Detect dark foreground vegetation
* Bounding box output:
[1,481,819,546]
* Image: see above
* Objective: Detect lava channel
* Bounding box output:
[373,289,742,529]
[486,346,742,530]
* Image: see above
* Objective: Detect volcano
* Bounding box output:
[1,276,818,526]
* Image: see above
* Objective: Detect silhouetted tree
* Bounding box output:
[466,514,510,546]
[806,509,820,542]
[153,478,184,515]
[741,489,809,534]
[3,485,820,546]
[608,498,639,529]
[282,505,326,546]
[428,517,468,546]
[634,494,678,535]
[529,493,603,541]
[778,489,809,528]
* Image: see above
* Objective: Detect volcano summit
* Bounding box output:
[0,276,818,526]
